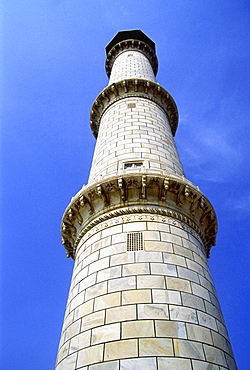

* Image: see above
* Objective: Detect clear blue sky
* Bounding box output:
[2,1,250,369]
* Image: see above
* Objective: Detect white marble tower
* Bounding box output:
[56,30,237,370]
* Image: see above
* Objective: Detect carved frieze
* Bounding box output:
[90,78,178,138]
[61,173,217,259]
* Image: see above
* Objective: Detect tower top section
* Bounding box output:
[105,29,158,78]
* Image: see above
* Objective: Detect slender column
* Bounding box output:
[56,30,237,370]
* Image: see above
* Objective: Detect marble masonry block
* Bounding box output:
[85,281,108,301]
[203,344,227,367]
[82,250,99,269]
[74,299,94,320]
[89,360,119,370]
[157,357,192,370]
[81,310,105,332]
[91,322,120,345]
[177,266,199,283]
[169,305,198,324]
[155,320,187,339]
[150,262,177,276]
[211,331,230,352]
[56,353,77,370]
[110,252,135,267]
[63,310,74,329]
[135,250,163,263]
[216,320,229,338]
[99,243,125,259]
[56,341,70,364]
[108,276,136,293]
[173,338,205,360]
[88,257,110,275]
[137,275,166,289]
[94,292,121,311]
[152,289,181,305]
[186,323,213,345]
[145,240,173,253]
[122,262,150,276]
[199,275,214,293]
[197,311,218,331]
[167,276,191,293]
[122,289,152,305]
[161,233,182,245]
[186,258,204,275]
[70,290,85,311]
[111,232,127,245]
[69,330,91,354]
[139,337,174,356]
[224,353,238,370]
[163,253,186,267]
[173,244,193,259]
[77,343,104,367]
[120,357,157,370]
[122,319,154,339]
[74,265,88,285]
[192,283,211,301]
[170,225,189,239]
[147,221,170,232]
[96,265,122,283]
[205,301,223,321]
[138,303,169,320]
[181,292,205,311]
[106,304,136,324]
[144,230,160,240]
[191,359,219,370]
[79,273,97,292]
[64,319,81,342]
[104,339,138,361]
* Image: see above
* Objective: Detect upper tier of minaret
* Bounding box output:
[105,30,158,81]
[88,30,181,184]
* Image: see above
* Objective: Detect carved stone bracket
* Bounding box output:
[105,39,158,78]
[61,174,217,259]
[90,78,178,138]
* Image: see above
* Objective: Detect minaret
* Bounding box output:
[56,30,237,370]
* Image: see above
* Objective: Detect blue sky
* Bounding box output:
[2,1,250,369]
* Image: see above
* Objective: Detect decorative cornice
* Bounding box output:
[61,174,217,259]
[105,39,158,78]
[90,79,178,138]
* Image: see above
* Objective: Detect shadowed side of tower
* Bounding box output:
[56,30,237,370]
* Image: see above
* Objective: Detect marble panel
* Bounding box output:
[155,320,187,339]
[77,343,104,367]
[104,339,138,361]
[91,322,120,345]
[122,319,154,338]
[122,289,151,305]
[169,305,198,324]
[138,303,169,320]
[157,357,192,370]
[139,337,173,356]
[173,338,205,360]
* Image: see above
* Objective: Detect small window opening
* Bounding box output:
[124,162,143,169]
[127,232,144,251]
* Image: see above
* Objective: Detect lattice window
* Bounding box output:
[127,232,144,251]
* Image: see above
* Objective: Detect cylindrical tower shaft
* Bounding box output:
[56,30,237,370]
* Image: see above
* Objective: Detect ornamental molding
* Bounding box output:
[105,39,158,78]
[61,174,217,259]
[90,78,178,138]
